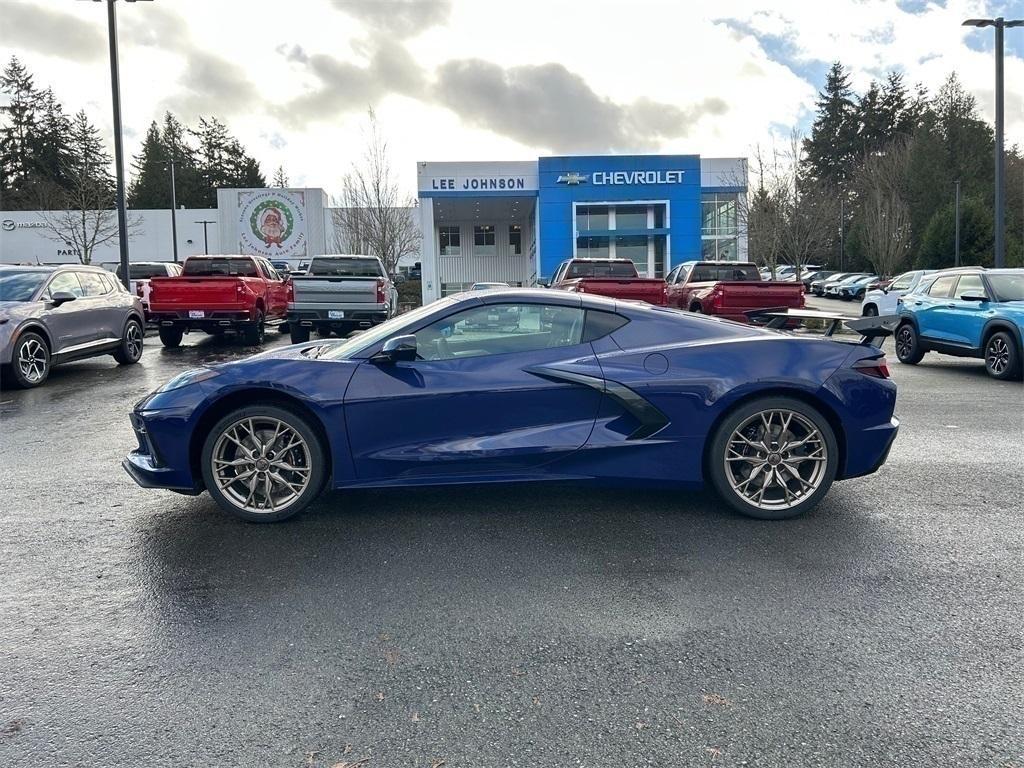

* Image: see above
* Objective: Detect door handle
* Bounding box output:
[913,301,922,306]
[944,303,955,308]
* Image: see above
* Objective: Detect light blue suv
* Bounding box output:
[895,267,1024,380]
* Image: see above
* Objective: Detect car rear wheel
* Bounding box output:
[290,325,310,344]
[894,323,924,365]
[200,405,327,522]
[243,312,265,345]
[708,397,838,520]
[113,318,144,364]
[8,332,50,388]
[862,304,878,317]
[159,327,184,348]
[984,331,1022,380]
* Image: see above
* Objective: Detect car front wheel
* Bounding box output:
[200,405,327,522]
[894,323,924,365]
[984,331,1022,380]
[862,304,878,317]
[8,331,50,388]
[708,397,839,520]
[113,318,144,364]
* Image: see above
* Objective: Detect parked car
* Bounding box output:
[470,282,511,290]
[114,261,183,316]
[664,261,805,321]
[861,270,935,316]
[825,274,870,298]
[836,275,880,301]
[408,262,422,281]
[549,258,667,305]
[124,288,899,523]
[0,265,145,388]
[895,267,1024,380]
[811,272,855,296]
[286,255,398,344]
[148,255,290,348]
[270,260,293,276]
[801,270,840,290]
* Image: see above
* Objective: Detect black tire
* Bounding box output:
[200,404,327,523]
[7,331,50,388]
[862,304,878,317]
[689,303,703,314]
[290,325,311,344]
[894,323,924,365]
[707,396,839,520]
[113,317,144,364]
[278,322,290,334]
[984,330,1022,381]
[315,327,332,338]
[242,312,265,345]
[159,327,184,348]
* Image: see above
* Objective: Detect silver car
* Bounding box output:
[0,265,145,388]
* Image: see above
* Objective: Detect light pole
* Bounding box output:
[195,219,216,254]
[963,16,1023,268]
[954,179,961,268]
[89,0,152,288]
[166,157,179,263]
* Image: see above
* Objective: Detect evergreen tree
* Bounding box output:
[30,87,73,197]
[190,116,264,207]
[802,62,859,187]
[917,197,993,269]
[0,56,41,208]
[65,109,114,196]
[856,80,889,155]
[128,121,171,208]
[272,165,289,187]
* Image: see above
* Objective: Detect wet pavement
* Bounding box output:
[1,328,1022,767]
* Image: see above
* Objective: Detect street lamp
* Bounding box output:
[165,157,179,263]
[195,220,216,255]
[88,0,153,288]
[963,16,1023,268]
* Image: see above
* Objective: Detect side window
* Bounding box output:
[890,272,914,291]
[927,275,957,298]
[99,272,119,293]
[955,274,986,299]
[45,272,85,298]
[552,262,567,284]
[413,304,585,361]
[665,266,680,284]
[78,271,109,297]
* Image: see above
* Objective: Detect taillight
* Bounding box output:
[853,357,891,379]
[376,279,386,304]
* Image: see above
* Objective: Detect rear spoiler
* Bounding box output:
[745,308,899,347]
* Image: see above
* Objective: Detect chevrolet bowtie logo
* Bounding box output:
[556,172,589,185]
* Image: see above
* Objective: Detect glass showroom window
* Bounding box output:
[577,236,610,258]
[616,236,649,275]
[577,205,609,231]
[439,225,461,256]
[615,205,648,229]
[474,225,496,256]
[701,193,738,236]
[509,224,522,255]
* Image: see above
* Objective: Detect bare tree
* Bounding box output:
[734,143,787,276]
[331,109,420,275]
[36,111,140,264]
[272,164,289,188]
[852,138,913,277]
[777,131,839,279]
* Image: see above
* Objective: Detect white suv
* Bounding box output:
[861,270,934,316]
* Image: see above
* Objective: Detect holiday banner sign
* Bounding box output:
[237,189,307,258]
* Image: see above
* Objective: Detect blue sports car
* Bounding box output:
[123,290,899,522]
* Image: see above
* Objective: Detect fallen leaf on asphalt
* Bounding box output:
[383,649,400,665]
[702,693,732,707]
[706,746,722,759]
[375,691,384,702]
[411,711,420,722]
[331,759,369,768]
[431,761,446,768]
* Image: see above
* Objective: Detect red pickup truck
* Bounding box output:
[548,258,666,305]
[148,255,290,347]
[664,261,804,322]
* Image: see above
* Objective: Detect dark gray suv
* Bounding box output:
[0,265,145,388]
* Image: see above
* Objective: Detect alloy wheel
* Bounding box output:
[723,409,828,511]
[17,338,48,383]
[986,336,1009,375]
[126,322,143,360]
[211,416,313,513]
[895,327,913,359]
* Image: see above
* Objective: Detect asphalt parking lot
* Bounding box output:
[1,328,1022,767]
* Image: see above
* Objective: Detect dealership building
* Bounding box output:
[416,154,747,301]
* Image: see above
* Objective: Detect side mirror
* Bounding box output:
[50,291,77,306]
[371,334,417,363]
[960,294,987,302]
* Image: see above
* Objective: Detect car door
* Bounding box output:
[39,271,90,353]
[911,274,958,341]
[343,300,604,480]
[878,272,915,314]
[934,274,990,347]
[664,265,683,307]
[76,270,123,341]
[258,259,289,317]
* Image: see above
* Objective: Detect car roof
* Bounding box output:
[460,286,620,310]
[185,254,256,259]
[0,264,108,273]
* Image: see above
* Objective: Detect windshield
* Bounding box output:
[320,298,457,360]
[183,258,257,277]
[309,258,382,277]
[988,273,1024,302]
[0,270,49,302]
[566,261,637,278]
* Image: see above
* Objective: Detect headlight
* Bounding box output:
[157,367,221,393]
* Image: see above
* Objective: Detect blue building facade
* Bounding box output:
[416,155,746,302]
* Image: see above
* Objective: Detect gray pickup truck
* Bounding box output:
[287,255,397,343]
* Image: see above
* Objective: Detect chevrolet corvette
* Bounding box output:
[123,289,899,522]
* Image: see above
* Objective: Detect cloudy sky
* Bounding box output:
[2,0,1022,198]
